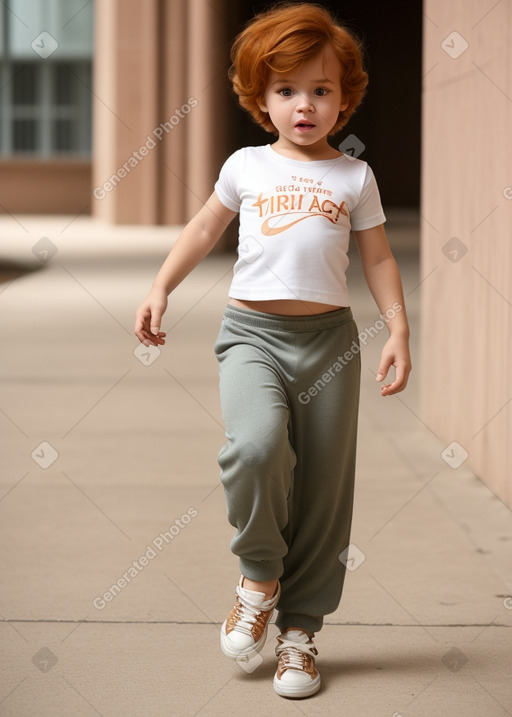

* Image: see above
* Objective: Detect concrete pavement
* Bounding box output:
[0,215,511,716]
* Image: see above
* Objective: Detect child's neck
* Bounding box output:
[270,137,342,162]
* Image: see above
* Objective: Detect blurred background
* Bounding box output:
[1,2,511,714]
[0,0,421,223]
[1,0,509,505]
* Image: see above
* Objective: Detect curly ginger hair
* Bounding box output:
[228,2,368,135]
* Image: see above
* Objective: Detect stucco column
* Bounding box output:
[421,0,512,506]
[92,0,234,228]
[92,0,160,224]
[158,0,188,225]
[183,0,230,219]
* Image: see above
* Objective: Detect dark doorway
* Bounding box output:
[224,1,422,210]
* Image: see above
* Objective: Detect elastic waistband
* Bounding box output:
[222,304,353,332]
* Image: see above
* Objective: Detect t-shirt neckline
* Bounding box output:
[264,143,347,167]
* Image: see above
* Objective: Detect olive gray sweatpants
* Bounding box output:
[214,304,360,634]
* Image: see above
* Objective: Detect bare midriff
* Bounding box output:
[228,298,345,316]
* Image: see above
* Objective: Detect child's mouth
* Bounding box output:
[295,121,316,132]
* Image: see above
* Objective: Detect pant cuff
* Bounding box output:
[239,557,283,582]
[275,611,324,634]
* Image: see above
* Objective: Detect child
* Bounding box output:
[135,2,411,700]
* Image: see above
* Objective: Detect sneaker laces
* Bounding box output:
[231,586,275,636]
[275,634,318,669]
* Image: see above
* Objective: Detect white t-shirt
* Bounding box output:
[214,144,386,307]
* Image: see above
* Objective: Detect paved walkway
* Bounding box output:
[1,215,511,716]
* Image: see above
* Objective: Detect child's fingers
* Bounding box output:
[143,329,166,347]
[149,310,162,335]
[147,305,166,337]
[134,315,148,343]
[380,361,410,395]
[375,355,392,382]
[135,292,168,345]
[135,311,166,346]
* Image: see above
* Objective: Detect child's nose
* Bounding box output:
[295,93,314,111]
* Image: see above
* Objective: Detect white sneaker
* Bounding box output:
[220,576,280,660]
[273,629,321,698]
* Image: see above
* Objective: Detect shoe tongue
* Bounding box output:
[284,629,310,643]
[238,586,267,605]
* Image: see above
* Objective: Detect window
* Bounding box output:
[0,0,94,157]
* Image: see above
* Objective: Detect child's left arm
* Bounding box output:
[353,224,412,396]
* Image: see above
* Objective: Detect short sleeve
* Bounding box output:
[350,164,386,231]
[214,150,243,212]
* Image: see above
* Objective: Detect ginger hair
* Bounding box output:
[228,2,368,135]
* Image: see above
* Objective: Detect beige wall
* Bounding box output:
[92,0,233,229]
[421,1,512,507]
[0,161,91,215]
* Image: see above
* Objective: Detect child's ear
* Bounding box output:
[257,97,268,113]
[340,96,349,112]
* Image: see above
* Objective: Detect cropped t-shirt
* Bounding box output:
[214,144,386,306]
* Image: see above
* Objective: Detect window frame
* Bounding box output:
[0,1,93,158]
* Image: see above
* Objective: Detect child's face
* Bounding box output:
[258,45,348,150]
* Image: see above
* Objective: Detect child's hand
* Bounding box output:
[134,287,168,347]
[375,335,411,396]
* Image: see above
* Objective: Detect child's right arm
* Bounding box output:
[134,191,238,346]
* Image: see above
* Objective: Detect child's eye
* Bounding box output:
[278,88,293,97]
[314,88,329,96]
